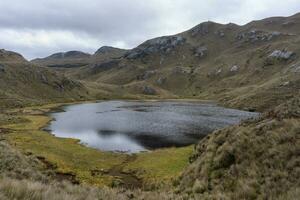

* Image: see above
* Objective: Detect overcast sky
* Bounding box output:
[0,0,300,59]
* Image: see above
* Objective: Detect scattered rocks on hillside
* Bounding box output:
[142,86,156,95]
[193,46,208,57]
[268,50,295,60]
[280,81,290,87]
[137,70,157,80]
[230,65,239,72]
[125,36,185,59]
[215,30,225,37]
[236,29,282,43]
[292,65,300,73]
[287,64,300,73]
[282,21,296,26]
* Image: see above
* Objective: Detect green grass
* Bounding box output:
[2,104,194,187]
[124,147,193,184]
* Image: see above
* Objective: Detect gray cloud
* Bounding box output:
[0,0,299,59]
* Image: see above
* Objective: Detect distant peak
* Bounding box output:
[47,51,91,59]
[95,46,126,54]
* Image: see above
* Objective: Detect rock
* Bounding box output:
[268,50,295,60]
[0,64,5,72]
[194,46,208,57]
[125,36,185,59]
[214,30,225,37]
[293,66,300,73]
[280,81,290,86]
[156,77,166,85]
[216,68,222,75]
[230,65,239,72]
[288,64,300,73]
[236,30,282,43]
[137,70,156,80]
[142,86,156,95]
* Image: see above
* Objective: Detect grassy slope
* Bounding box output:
[178,96,300,199]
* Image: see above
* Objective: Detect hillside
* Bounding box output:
[0,49,90,109]
[36,13,300,111]
[178,96,300,199]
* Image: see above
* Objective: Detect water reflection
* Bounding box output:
[48,101,258,153]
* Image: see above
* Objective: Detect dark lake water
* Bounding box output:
[47,101,258,153]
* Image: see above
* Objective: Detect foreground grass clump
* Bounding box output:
[178,97,300,199]
[2,105,193,187]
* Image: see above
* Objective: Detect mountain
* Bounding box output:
[0,49,90,109]
[36,12,300,111]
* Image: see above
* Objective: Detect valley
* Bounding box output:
[0,12,299,200]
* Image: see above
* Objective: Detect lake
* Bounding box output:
[47,101,258,153]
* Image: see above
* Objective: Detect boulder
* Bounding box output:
[216,68,222,75]
[268,50,295,60]
[230,65,239,72]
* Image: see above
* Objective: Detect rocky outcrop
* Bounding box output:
[193,46,208,57]
[268,50,295,60]
[125,36,185,59]
[230,65,239,72]
[236,30,282,43]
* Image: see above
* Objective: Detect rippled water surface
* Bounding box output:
[48,101,258,153]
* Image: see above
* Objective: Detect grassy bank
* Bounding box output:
[1,103,193,188]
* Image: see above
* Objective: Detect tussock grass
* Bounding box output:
[179,97,300,199]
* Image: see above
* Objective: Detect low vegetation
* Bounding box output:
[1,104,193,188]
[178,96,300,199]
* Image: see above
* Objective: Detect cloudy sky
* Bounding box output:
[0,0,300,59]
